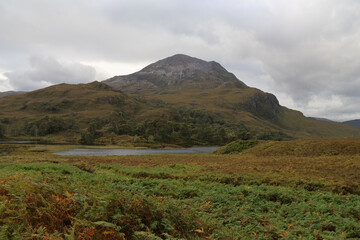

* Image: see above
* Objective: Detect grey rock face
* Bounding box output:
[245,92,281,120]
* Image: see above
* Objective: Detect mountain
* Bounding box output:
[0,91,26,98]
[1,54,360,144]
[104,54,246,93]
[104,54,283,121]
[103,54,360,139]
[343,119,360,129]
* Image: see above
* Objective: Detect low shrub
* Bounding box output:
[214,139,259,154]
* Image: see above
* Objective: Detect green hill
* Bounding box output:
[0,81,142,121]
[0,82,144,142]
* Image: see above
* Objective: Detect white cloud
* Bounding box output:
[80,60,152,80]
[4,56,96,91]
[0,72,12,91]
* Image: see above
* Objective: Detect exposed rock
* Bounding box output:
[245,92,281,120]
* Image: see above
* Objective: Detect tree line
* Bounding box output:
[0,107,290,144]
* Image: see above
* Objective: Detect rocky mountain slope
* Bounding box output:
[104,54,246,93]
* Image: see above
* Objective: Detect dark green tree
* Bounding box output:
[88,119,100,136]
[79,132,95,145]
[215,127,227,144]
[0,123,5,138]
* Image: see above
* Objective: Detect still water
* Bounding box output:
[0,141,39,144]
[54,146,218,156]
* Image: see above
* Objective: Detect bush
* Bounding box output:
[0,173,202,239]
[214,140,259,154]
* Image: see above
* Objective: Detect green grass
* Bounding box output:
[1,142,360,239]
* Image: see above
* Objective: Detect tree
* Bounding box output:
[0,123,5,138]
[24,116,70,136]
[215,127,227,144]
[88,119,100,136]
[79,132,95,145]
[79,119,103,145]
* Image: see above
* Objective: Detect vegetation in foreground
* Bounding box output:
[1,141,360,239]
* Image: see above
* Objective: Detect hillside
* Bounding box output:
[0,81,140,121]
[1,54,360,144]
[0,82,144,142]
[343,119,360,129]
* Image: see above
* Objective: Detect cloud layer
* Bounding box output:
[4,56,96,91]
[1,0,360,120]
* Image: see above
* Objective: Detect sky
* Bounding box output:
[0,0,360,121]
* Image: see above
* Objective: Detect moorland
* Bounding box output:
[1,139,360,239]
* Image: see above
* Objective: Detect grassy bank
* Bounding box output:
[0,143,360,239]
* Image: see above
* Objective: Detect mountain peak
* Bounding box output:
[103,54,247,92]
[141,54,215,76]
[146,54,208,67]
[158,53,201,63]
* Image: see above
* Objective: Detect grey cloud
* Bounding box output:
[5,56,96,91]
[1,0,360,119]
[303,95,360,121]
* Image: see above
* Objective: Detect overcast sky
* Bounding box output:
[1,0,360,121]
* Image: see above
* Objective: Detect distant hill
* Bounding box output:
[1,54,360,144]
[311,117,334,122]
[343,119,360,129]
[0,91,26,98]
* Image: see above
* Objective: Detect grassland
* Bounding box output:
[1,140,360,239]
